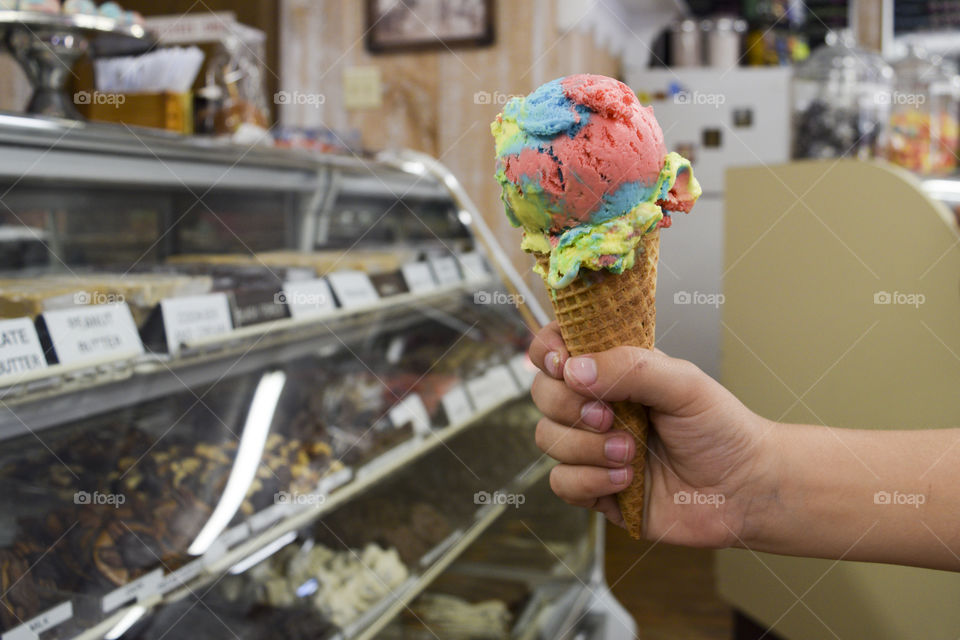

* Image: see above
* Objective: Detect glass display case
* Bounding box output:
[0,113,631,640]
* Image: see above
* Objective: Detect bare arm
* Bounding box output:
[528,322,960,571]
[748,424,960,571]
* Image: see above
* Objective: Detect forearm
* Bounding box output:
[744,423,960,571]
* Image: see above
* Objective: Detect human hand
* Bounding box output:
[528,322,775,548]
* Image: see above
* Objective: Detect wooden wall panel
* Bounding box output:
[279,0,620,306]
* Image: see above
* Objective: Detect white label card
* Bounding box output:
[466,374,500,412]
[467,365,520,411]
[282,279,337,318]
[157,556,206,594]
[429,256,461,286]
[2,601,73,640]
[101,568,163,613]
[509,354,537,389]
[401,262,438,294]
[327,271,380,309]
[0,318,47,381]
[440,385,473,425]
[284,267,316,282]
[488,364,521,398]
[161,293,232,354]
[42,304,143,366]
[457,252,488,282]
[389,393,431,435]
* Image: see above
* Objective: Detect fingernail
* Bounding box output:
[609,468,628,485]
[604,436,630,463]
[580,401,608,429]
[544,351,561,377]
[566,357,597,385]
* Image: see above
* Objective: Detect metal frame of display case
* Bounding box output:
[0,113,632,640]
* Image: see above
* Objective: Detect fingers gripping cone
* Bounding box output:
[535,230,659,539]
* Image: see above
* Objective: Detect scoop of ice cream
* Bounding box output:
[491,74,700,287]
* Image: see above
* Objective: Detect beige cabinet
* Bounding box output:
[719,160,960,639]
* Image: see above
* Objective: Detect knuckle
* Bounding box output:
[620,346,650,376]
[549,466,567,499]
[530,371,545,397]
[573,466,596,493]
[534,418,552,452]
[672,357,704,388]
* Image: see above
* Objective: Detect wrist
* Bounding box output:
[733,416,788,551]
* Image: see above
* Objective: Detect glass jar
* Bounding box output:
[670,19,702,67]
[886,46,960,175]
[702,17,747,69]
[792,31,893,159]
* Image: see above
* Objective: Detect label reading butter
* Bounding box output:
[101,568,163,613]
[2,601,73,640]
[161,293,233,354]
[42,304,143,365]
[327,271,380,309]
[429,256,461,286]
[282,279,337,318]
[440,385,473,425]
[401,262,438,294]
[0,318,47,381]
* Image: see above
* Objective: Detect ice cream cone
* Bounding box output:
[535,230,659,539]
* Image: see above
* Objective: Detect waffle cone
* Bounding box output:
[535,230,659,539]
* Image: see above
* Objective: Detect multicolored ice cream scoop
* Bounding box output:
[491,74,701,288]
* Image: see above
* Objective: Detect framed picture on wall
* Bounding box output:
[365,0,494,53]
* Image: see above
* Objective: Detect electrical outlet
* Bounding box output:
[343,66,382,110]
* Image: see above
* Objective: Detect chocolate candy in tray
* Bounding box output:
[125,593,338,640]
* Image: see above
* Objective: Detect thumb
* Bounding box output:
[562,346,715,416]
